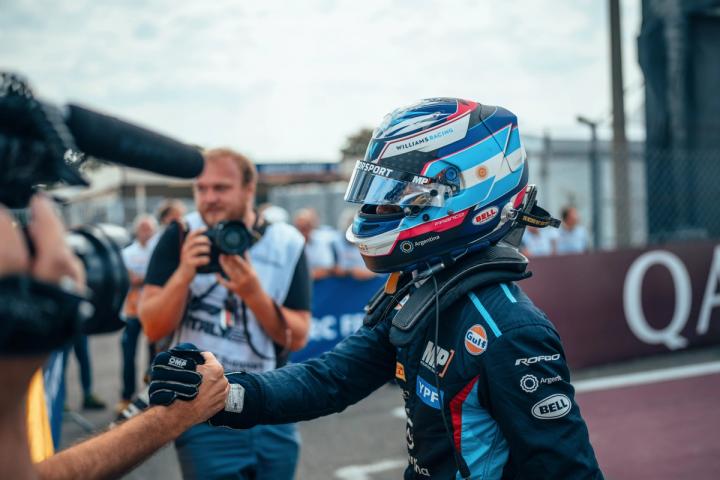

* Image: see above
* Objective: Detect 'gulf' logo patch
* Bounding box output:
[464,324,488,355]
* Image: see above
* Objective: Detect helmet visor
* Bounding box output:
[344,161,448,208]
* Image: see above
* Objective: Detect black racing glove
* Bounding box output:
[149,343,205,406]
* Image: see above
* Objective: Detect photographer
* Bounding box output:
[139,148,311,480]
[0,195,230,480]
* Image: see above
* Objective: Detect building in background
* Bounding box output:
[55,166,194,228]
[639,0,720,243]
[524,135,645,249]
[55,161,343,229]
[56,138,647,252]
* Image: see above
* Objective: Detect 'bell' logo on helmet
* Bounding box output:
[472,207,499,226]
[464,325,488,355]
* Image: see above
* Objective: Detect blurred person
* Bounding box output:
[294,207,338,279]
[63,338,105,410]
[158,198,187,225]
[147,199,187,360]
[139,148,311,480]
[155,99,603,479]
[0,195,229,480]
[117,214,157,413]
[334,208,376,280]
[257,202,290,224]
[521,225,557,257]
[555,206,589,254]
[149,199,187,250]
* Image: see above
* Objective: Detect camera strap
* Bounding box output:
[236,299,272,361]
[226,294,290,368]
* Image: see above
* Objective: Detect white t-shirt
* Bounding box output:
[305,227,339,271]
[177,212,305,373]
[122,240,154,277]
[555,225,589,255]
[334,236,366,270]
[522,228,557,257]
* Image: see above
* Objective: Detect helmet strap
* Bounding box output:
[516,204,561,229]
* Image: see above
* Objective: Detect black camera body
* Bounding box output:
[198,221,254,274]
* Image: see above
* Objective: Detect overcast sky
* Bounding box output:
[1,0,644,162]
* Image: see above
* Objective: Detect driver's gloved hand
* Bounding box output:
[149,343,205,406]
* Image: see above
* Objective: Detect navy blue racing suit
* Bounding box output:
[211,281,604,479]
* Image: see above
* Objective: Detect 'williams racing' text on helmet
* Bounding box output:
[344,98,530,273]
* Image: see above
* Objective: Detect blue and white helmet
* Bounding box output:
[344,98,529,273]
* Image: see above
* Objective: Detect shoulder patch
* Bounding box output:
[532,394,571,419]
[464,324,488,355]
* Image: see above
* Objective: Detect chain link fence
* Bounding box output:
[524,135,647,250]
[57,140,719,251]
[644,148,720,244]
[525,136,720,250]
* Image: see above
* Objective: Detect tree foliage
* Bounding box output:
[340,127,373,160]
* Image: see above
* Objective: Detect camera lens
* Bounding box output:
[216,221,250,255]
[223,231,242,249]
[66,224,129,334]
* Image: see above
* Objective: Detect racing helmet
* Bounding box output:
[344,98,529,273]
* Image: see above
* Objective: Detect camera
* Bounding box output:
[65,224,131,334]
[0,71,204,354]
[198,221,254,274]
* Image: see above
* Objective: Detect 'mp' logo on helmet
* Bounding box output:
[464,325,488,355]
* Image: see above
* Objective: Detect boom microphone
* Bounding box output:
[65,104,204,179]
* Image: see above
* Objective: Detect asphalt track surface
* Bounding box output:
[61,332,720,479]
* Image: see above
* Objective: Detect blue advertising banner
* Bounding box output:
[291,275,386,363]
[43,350,66,448]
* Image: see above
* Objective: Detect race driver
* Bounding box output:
[151,98,604,479]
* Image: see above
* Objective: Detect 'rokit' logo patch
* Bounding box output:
[464,324,488,355]
[169,356,188,368]
[416,376,443,410]
[532,394,572,419]
[395,362,406,381]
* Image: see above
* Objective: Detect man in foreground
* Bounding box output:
[0,195,229,480]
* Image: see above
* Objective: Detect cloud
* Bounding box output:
[1,0,644,160]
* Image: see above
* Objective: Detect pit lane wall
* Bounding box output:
[293,241,720,369]
[523,241,720,368]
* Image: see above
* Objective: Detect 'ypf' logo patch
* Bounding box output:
[464,324,488,355]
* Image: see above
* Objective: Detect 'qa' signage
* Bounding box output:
[522,242,720,368]
[623,246,720,350]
